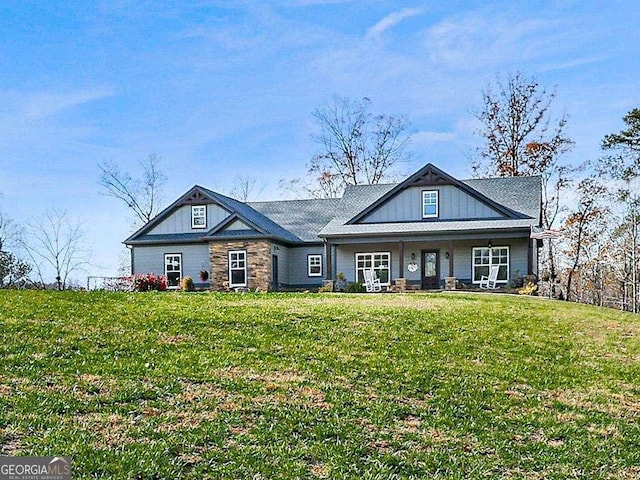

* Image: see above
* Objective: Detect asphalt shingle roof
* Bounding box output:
[248,198,341,243]
[197,187,303,244]
[463,176,541,220]
[126,171,541,245]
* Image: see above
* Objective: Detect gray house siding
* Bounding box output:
[361,185,504,223]
[132,242,326,291]
[224,219,253,231]
[286,246,325,288]
[271,243,290,287]
[149,204,230,235]
[132,243,211,286]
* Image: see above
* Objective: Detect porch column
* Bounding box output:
[324,241,333,280]
[398,241,404,278]
[448,240,454,276]
[527,237,533,275]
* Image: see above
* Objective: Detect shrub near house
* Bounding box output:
[133,274,167,292]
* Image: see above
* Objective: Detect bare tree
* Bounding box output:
[279,173,344,200]
[98,154,167,226]
[291,96,411,198]
[0,210,20,253]
[563,178,609,302]
[598,108,640,312]
[473,72,573,177]
[20,210,90,290]
[473,72,574,286]
[228,174,266,202]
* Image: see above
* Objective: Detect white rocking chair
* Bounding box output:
[479,265,500,289]
[363,269,382,293]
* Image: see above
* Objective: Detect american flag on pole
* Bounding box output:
[530,226,561,240]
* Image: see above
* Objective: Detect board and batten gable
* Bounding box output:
[359,185,506,224]
[223,219,254,231]
[148,204,230,235]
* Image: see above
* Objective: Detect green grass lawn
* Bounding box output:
[1,291,639,479]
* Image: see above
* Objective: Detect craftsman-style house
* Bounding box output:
[124,163,542,290]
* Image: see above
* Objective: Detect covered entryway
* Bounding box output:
[421,250,440,289]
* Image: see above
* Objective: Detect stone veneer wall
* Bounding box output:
[208,240,272,291]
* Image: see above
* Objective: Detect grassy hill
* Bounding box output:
[0,291,639,479]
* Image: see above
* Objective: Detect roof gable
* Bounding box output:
[205,213,266,238]
[347,164,527,224]
[125,186,231,242]
[126,185,305,245]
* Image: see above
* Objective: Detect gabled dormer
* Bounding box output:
[347,164,528,225]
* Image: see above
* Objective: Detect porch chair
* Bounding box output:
[479,265,500,290]
[363,269,382,293]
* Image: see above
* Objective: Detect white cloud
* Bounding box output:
[365,7,424,39]
[423,12,577,70]
[21,88,115,120]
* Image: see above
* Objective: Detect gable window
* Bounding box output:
[164,253,182,289]
[192,205,207,229]
[422,190,439,218]
[229,250,247,287]
[308,254,322,277]
[472,246,509,284]
[356,252,390,285]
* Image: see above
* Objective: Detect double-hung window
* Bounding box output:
[229,250,247,287]
[191,205,207,229]
[422,190,439,218]
[308,254,322,277]
[356,252,390,285]
[472,246,509,284]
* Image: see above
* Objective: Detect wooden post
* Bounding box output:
[398,241,404,279]
[448,240,454,277]
[324,241,332,280]
[527,237,533,275]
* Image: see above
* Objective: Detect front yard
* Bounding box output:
[1,291,639,479]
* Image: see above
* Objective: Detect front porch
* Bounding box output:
[324,235,536,290]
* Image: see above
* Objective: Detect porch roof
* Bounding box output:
[318,217,537,238]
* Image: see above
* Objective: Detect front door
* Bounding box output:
[421,250,440,289]
[271,255,279,291]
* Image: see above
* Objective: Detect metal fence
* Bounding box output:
[86,276,133,292]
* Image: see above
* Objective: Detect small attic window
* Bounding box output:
[422,190,439,219]
[191,205,207,229]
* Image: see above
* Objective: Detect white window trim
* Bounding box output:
[472,246,510,284]
[308,254,322,277]
[164,253,182,290]
[355,252,391,286]
[228,250,247,287]
[191,205,207,229]
[422,190,439,219]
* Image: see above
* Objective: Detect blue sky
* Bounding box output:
[1,0,639,280]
